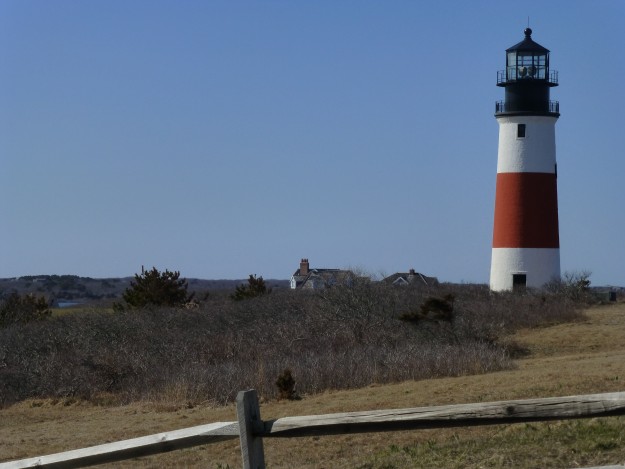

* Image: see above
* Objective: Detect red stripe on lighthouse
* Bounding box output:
[493,172,559,248]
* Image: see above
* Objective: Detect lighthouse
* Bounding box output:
[490,28,560,291]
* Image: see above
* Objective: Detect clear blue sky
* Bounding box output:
[1,1,624,285]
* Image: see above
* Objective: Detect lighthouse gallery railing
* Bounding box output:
[495,100,559,114]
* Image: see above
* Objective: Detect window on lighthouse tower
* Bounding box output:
[517,124,526,138]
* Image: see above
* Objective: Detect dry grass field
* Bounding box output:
[1,302,625,468]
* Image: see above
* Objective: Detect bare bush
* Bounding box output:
[0,281,586,407]
[544,270,596,304]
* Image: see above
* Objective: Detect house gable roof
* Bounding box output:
[382,271,438,286]
[291,267,354,290]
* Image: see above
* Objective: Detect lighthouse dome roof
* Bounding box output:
[506,28,550,54]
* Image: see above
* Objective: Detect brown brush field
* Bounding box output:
[1,302,625,468]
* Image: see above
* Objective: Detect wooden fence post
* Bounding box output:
[236,389,265,469]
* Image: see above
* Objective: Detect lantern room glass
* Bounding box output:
[506,52,548,81]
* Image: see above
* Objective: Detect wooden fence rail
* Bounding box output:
[0,422,239,469]
[2,390,625,469]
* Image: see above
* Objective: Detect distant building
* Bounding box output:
[382,269,438,287]
[290,259,355,290]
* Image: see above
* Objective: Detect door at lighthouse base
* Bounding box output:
[512,274,527,291]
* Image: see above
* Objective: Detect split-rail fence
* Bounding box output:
[1,390,625,469]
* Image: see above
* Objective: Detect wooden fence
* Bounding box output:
[2,390,625,469]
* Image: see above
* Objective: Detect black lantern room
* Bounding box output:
[495,28,559,116]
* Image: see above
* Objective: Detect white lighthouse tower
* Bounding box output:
[490,28,560,291]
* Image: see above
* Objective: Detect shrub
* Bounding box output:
[0,281,587,407]
[231,274,270,301]
[544,271,595,304]
[400,294,455,323]
[115,266,193,310]
[275,369,298,400]
[0,292,51,328]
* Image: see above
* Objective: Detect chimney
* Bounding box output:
[300,258,309,276]
[408,268,415,279]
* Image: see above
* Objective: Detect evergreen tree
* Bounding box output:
[117,266,193,309]
[231,274,270,301]
[0,292,51,328]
